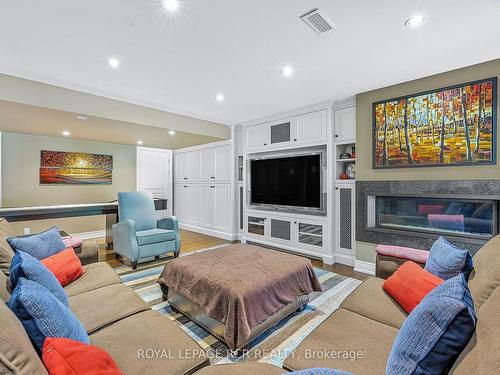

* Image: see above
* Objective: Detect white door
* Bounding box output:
[198,185,214,228]
[296,110,327,145]
[214,146,230,181]
[185,185,200,225]
[334,107,356,142]
[200,148,215,181]
[334,183,356,258]
[174,184,187,221]
[137,147,173,215]
[245,124,268,152]
[213,184,231,233]
[174,153,187,182]
[186,151,201,181]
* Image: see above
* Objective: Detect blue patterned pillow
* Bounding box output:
[7,278,89,350]
[9,251,69,307]
[7,227,65,260]
[386,273,476,375]
[425,237,473,280]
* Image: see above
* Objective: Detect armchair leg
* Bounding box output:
[174,251,180,258]
[155,255,160,261]
[131,261,138,270]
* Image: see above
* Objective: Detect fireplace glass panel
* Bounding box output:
[376,196,494,238]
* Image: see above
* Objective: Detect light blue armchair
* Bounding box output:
[112,191,180,269]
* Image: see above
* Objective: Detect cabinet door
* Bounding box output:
[334,107,356,142]
[213,184,231,233]
[334,183,355,256]
[174,153,187,182]
[198,185,214,228]
[269,217,294,245]
[174,184,187,221]
[296,221,325,251]
[199,148,215,181]
[185,185,200,225]
[186,151,201,181]
[296,110,327,145]
[269,121,294,147]
[245,124,268,152]
[214,146,230,181]
[247,215,267,237]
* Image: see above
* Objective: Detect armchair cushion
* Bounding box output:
[136,229,176,246]
[117,192,156,232]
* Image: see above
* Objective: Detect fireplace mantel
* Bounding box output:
[356,180,500,254]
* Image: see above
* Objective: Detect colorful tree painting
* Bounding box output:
[373,78,496,168]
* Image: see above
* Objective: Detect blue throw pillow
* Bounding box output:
[425,237,473,280]
[7,278,89,351]
[9,251,69,307]
[7,227,65,260]
[386,273,476,375]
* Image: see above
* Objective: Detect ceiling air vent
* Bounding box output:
[300,8,335,35]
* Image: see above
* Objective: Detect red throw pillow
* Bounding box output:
[382,261,444,313]
[42,337,123,375]
[41,248,84,287]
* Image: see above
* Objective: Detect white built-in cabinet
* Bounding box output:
[174,141,234,239]
[333,106,356,142]
[334,181,356,264]
[244,110,327,152]
[136,147,173,216]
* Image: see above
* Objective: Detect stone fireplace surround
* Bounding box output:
[356,180,500,254]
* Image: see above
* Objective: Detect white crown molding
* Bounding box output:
[173,139,232,153]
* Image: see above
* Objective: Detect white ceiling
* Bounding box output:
[1,0,499,125]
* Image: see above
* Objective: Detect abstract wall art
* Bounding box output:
[373,77,497,168]
[40,150,113,184]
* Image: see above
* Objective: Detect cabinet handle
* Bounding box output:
[335,187,339,190]
[294,139,297,142]
[184,186,187,188]
[183,177,187,180]
[264,143,267,146]
[334,134,339,138]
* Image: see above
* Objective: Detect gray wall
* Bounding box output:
[355,58,500,263]
[2,132,136,235]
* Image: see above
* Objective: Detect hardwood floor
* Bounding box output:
[100,229,368,280]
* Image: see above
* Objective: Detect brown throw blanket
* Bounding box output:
[158,244,322,350]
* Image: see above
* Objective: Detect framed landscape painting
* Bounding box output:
[40,150,113,184]
[373,77,497,168]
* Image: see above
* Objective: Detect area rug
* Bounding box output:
[117,245,362,367]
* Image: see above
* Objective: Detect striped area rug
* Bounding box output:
[116,245,362,367]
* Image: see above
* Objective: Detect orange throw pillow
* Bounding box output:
[42,337,123,375]
[41,248,84,287]
[383,261,444,313]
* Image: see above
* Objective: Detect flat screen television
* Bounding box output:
[250,154,322,211]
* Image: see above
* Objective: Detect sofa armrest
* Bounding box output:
[112,219,139,261]
[157,216,179,232]
[375,245,428,279]
[74,239,99,265]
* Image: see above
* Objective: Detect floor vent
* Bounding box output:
[300,8,335,35]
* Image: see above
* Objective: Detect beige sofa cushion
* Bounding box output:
[194,363,285,375]
[70,283,150,334]
[0,300,48,375]
[451,285,500,374]
[90,310,210,375]
[0,218,15,276]
[64,262,121,297]
[340,276,407,329]
[1,270,10,303]
[284,308,397,375]
[468,234,500,309]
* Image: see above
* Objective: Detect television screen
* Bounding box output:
[250,154,321,209]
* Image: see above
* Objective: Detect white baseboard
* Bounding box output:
[354,260,376,276]
[179,223,238,241]
[334,253,355,267]
[322,255,335,265]
[70,230,106,240]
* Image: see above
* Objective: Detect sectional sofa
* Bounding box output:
[283,234,500,374]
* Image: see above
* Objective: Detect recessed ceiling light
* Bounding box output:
[216,94,225,102]
[62,130,71,137]
[168,130,176,135]
[107,57,121,69]
[76,115,88,120]
[137,140,144,145]
[405,15,424,28]
[162,0,179,12]
[281,65,294,77]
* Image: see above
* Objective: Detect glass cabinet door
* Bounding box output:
[248,216,266,236]
[297,222,323,247]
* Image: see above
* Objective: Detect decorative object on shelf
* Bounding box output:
[373,77,497,168]
[351,145,356,159]
[40,150,113,184]
[339,152,351,159]
[339,172,349,180]
[347,163,356,179]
